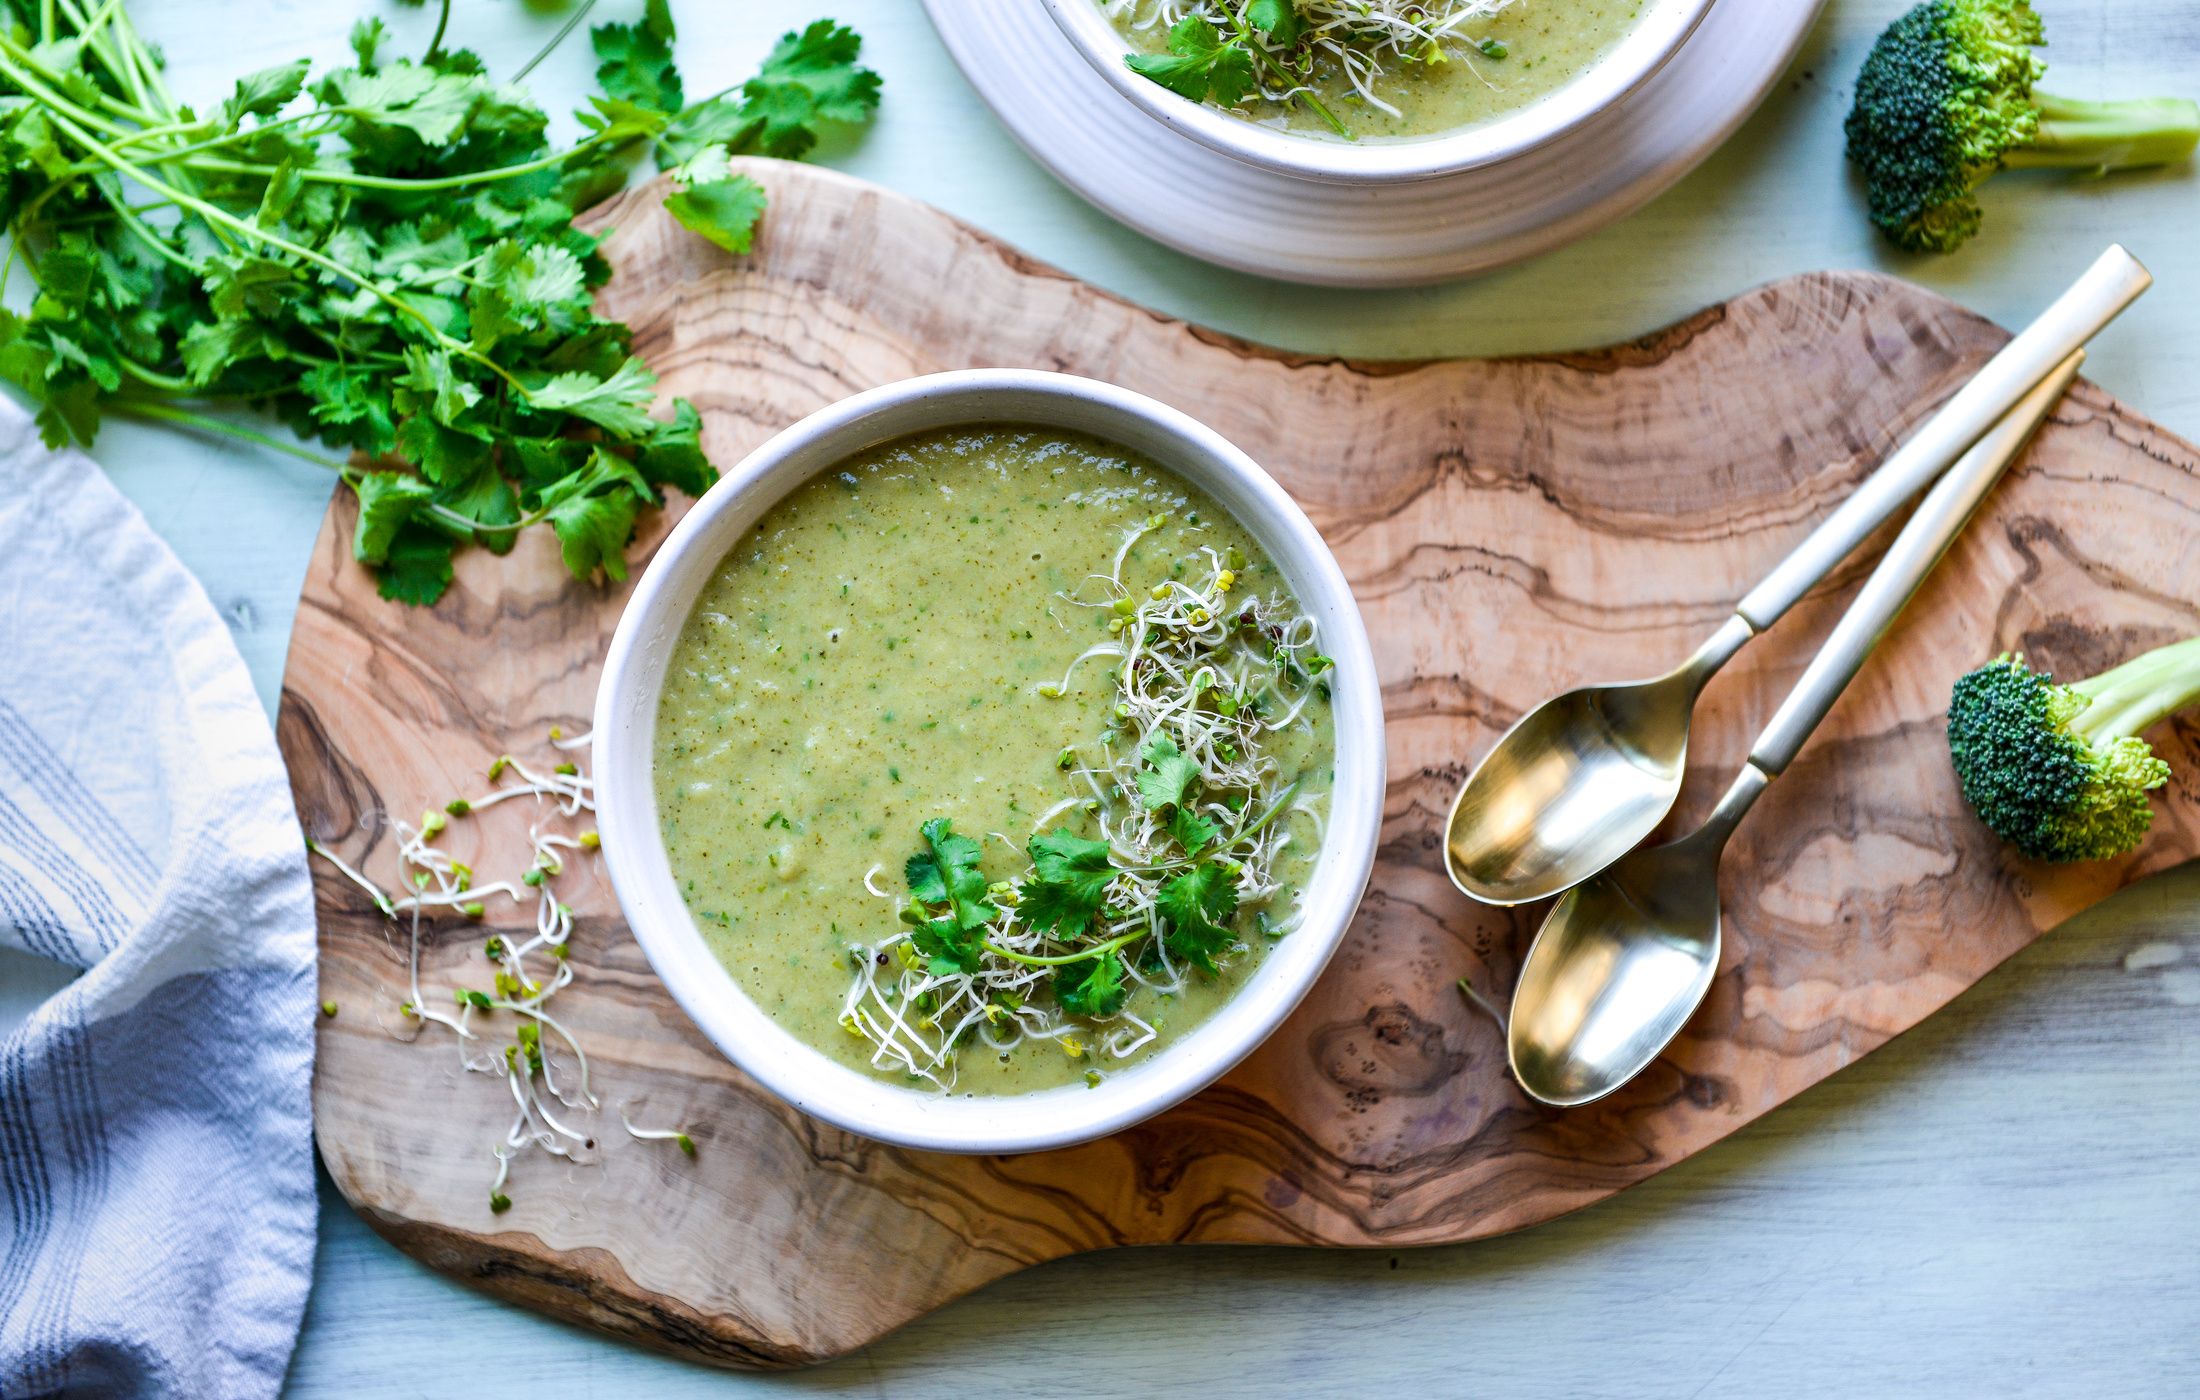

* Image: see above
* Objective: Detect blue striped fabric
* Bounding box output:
[0,400,317,1399]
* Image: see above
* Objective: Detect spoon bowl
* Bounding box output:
[1445,618,1749,906]
[1506,775,1754,1106]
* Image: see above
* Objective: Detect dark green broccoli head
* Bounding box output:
[1844,0,2047,253]
[1845,0,2200,253]
[1947,652,2171,863]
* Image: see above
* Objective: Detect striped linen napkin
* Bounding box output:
[0,398,317,1398]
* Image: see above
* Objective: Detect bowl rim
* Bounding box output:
[1037,0,1720,185]
[593,369,1385,1155]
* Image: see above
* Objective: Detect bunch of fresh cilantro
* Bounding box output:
[0,0,878,603]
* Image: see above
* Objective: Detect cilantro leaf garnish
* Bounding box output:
[903,819,997,975]
[1123,17,1256,108]
[1245,0,1303,46]
[1018,829,1117,936]
[1120,4,1348,137]
[1158,862,1240,972]
[1138,734,1202,811]
[1030,829,1114,893]
[1169,806,1220,856]
[910,914,984,978]
[0,1,880,605]
[1055,952,1127,1020]
[907,819,997,928]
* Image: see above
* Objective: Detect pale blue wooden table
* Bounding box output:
[9,1,2200,1394]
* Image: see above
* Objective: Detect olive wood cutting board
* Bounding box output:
[282,159,2200,1368]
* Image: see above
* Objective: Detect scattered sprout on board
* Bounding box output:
[1455,976,1505,1030]
[839,522,1332,1089]
[306,728,695,1212]
[1106,0,1522,135]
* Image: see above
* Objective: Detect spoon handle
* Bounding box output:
[1744,352,2084,778]
[1733,246,2149,634]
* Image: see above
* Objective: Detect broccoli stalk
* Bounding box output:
[2003,93,2200,175]
[1845,0,2200,254]
[1947,639,2200,863]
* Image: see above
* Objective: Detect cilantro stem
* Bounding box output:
[0,32,227,250]
[983,929,1143,968]
[116,399,548,534]
[112,355,188,391]
[0,34,135,139]
[1217,778,1303,849]
[105,2,179,120]
[425,0,453,61]
[186,127,629,192]
[112,399,351,470]
[82,110,335,168]
[1224,14,1350,139]
[104,197,198,272]
[41,0,234,244]
[513,0,600,84]
[100,117,219,152]
[433,504,550,534]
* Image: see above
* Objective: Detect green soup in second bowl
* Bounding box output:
[1109,0,1650,143]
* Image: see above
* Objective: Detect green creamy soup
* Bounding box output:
[653,427,1336,1096]
[1110,0,1648,142]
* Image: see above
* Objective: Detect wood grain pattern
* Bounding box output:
[281,160,2200,1369]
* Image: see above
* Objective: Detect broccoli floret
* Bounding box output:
[1844,0,2200,253]
[1947,639,2200,862]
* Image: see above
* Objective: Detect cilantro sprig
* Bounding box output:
[902,818,998,975]
[0,0,878,603]
[1018,828,1116,937]
[1055,952,1127,1020]
[1157,861,1241,972]
[1123,2,1347,138]
[1136,733,1202,811]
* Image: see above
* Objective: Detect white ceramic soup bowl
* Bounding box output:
[1040,0,1719,185]
[595,370,1384,1155]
